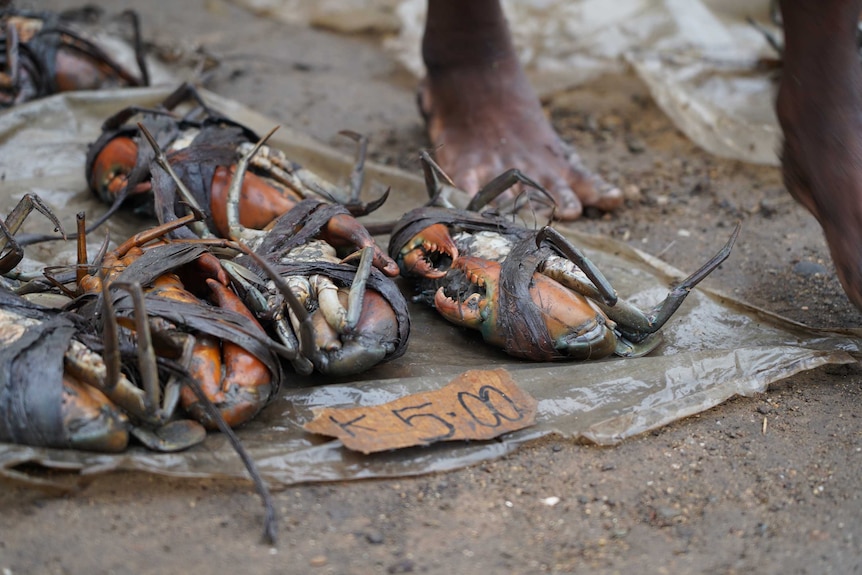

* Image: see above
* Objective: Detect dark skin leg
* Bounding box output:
[777,0,862,311]
[420,0,623,220]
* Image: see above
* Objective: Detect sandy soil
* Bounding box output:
[2,1,861,573]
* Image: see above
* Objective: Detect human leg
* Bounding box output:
[777,0,862,310]
[420,0,622,219]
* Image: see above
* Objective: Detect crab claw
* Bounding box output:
[310,286,400,377]
[180,279,274,429]
[88,136,145,203]
[435,255,619,360]
[321,213,399,277]
[400,223,459,279]
[61,374,130,452]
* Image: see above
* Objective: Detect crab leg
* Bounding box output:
[614,223,740,342]
[0,194,65,274]
[106,278,184,422]
[535,227,618,306]
[538,224,740,343]
[110,281,162,417]
[221,259,312,370]
[77,210,203,293]
[75,212,88,286]
[281,276,343,356]
[239,143,329,202]
[339,130,368,204]
[119,9,150,86]
[466,168,554,213]
[100,276,122,395]
[104,285,216,449]
[137,122,213,239]
[344,245,373,332]
[419,151,460,208]
[0,219,23,276]
[305,245,374,338]
[232,241,321,372]
[226,125,280,243]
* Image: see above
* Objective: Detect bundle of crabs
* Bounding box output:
[0,83,410,457]
[1,81,736,457]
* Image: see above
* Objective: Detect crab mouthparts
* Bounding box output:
[433,259,493,325]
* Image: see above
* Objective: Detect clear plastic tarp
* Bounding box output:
[1,88,857,489]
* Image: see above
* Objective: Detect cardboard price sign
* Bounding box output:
[304,369,538,453]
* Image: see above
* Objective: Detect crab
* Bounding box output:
[1,196,281,542]
[1,6,148,107]
[85,82,387,229]
[1,199,211,452]
[88,100,410,378]
[389,153,739,361]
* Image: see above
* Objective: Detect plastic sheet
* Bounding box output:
[1,88,859,489]
[229,0,402,33]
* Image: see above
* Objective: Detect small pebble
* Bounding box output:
[309,555,327,567]
[656,506,681,521]
[623,184,642,201]
[601,114,624,130]
[793,261,827,277]
[759,199,779,218]
[583,114,599,133]
[626,136,646,154]
[387,559,415,574]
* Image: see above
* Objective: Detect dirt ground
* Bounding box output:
[2,1,862,573]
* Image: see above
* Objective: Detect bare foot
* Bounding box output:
[420,1,622,220]
[777,0,862,311]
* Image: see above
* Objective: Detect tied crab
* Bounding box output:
[85,82,387,230]
[225,198,410,377]
[388,154,739,361]
[85,83,409,377]
[3,199,284,451]
[1,6,148,108]
[1,198,287,543]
